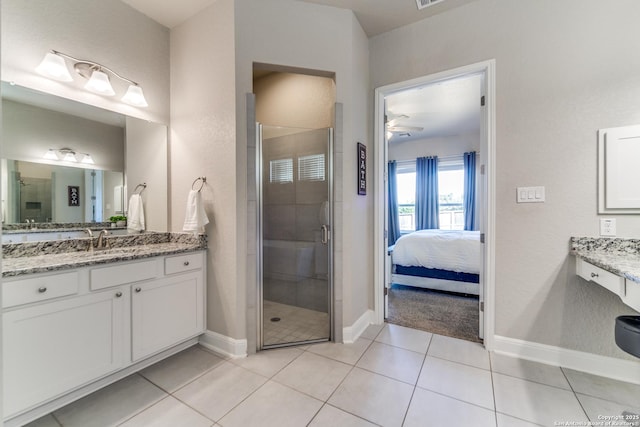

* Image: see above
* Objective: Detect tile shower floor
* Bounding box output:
[263,300,330,346]
[25,323,640,427]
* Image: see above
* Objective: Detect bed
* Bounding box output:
[387,229,481,295]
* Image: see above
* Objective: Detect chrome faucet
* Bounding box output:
[84,228,94,252]
[96,229,110,249]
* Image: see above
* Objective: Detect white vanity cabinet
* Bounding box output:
[2,250,206,421]
[131,268,204,360]
[576,258,640,312]
[3,285,128,417]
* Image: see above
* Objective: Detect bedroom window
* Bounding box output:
[438,160,464,230]
[394,158,465,232]
[396,164,416,232]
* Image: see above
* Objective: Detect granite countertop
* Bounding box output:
[2,232,207,278]
[571,237,640,284]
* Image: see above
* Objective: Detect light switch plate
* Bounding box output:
[600,218,616,236]
[516,186,545,203]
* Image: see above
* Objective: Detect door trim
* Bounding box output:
[373,59,497,350]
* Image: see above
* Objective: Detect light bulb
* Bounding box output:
[121,84,148,107]
[36,52,73,82]
[43,149,59,160]
[81,154,94,164]
[85,70,115,96]
[62,151,77,162]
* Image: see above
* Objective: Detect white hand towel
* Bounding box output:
[183,190,209,234]
[127,194,145,233]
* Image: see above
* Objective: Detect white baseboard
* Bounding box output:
[343,309,374,343]
[199,330,248,358]
[493,335,640,385]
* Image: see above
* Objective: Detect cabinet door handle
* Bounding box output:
[183,261,190,266]
[135,287,142,293]
[591,272,599,278]
[115,291,123,298]
[38,286,47,293]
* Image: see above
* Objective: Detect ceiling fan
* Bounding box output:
[385,113,423,133]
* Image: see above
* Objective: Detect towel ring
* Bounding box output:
[133,183,147,195]
[192,176,206,192]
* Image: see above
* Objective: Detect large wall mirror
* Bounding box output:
[1,81,168,230]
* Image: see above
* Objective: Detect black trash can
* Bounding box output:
[615,316,640,358]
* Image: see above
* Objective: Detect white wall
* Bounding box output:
[1,0,170,124]
[170,0,239,337]
[371,0,640,359]
[125,117,168,232]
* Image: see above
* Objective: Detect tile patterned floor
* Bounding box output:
[263,300,329,346]
[25,323,640,427]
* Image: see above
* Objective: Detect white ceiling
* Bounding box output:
[385,73,482,143]
[119,0,477,36]
[120,0,217,29]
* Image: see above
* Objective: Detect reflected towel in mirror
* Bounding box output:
[183,190,209,234]
[127,194,145,233]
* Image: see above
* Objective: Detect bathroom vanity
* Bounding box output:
[572,237,640,312]
[2,233,207,426]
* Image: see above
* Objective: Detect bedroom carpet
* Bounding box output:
[387,284,481,343]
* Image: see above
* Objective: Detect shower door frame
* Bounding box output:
[256,123,334,350]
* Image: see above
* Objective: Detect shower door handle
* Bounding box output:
[321,225,330,244]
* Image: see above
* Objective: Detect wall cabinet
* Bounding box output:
[2,251,205,421]
[598,124,640,214]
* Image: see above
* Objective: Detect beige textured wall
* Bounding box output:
[254,72,335,129]
[1,0,170,124]
[170,0,239,338]
[370,0,640,359]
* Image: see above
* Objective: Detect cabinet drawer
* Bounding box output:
[3,272,79,308]
[165,253,203,275]
[577,258,624,295]
[90,259,158,291]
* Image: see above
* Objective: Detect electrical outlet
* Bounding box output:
[600,218,616,236]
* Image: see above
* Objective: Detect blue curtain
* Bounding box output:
[415,156,439,230]
[387,161,401,245]
[463,151,477,231]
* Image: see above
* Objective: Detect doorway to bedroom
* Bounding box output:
[374,61,495,346]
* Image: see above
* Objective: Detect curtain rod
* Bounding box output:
[391,152,478,164]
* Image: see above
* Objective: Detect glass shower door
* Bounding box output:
[259,125,332,348]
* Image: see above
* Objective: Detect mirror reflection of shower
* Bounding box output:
[1,159,121,224]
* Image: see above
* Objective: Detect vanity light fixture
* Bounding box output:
[43,149,59,160]
[80,153,95,165]
[35,50,148,107]
[60,148,78,162]
[43,148,88,163]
